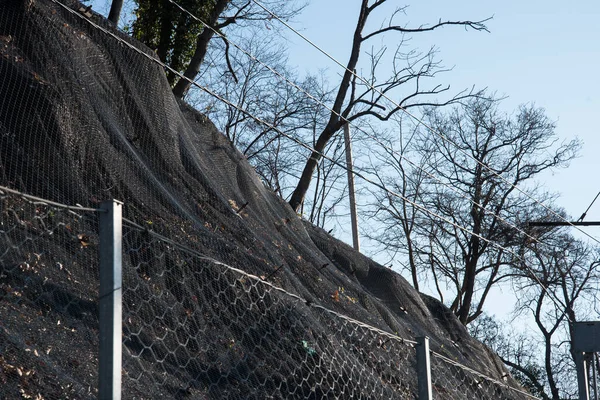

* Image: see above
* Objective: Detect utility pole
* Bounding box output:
[343,123,360,251]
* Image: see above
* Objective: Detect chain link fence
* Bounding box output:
[0,186,541,399]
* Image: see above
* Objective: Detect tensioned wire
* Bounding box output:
[250,0,600,247]
[120,216,419,347]
[50,0,573,320]
[430,350,541,400]
[37,3,546,394]
[168,0,557,253]
[160,0,575,320]
[577,190,600,221]
[0,185,106,213]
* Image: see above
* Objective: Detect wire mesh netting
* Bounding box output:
[0,187,100,399]
[121,220,419,399]
[0,184,541,400]
[0,0,544,398]
[430,351,539,400]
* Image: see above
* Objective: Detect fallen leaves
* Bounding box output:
[330,287,358,304]
[77,233,90,247]
[331,290,340,302]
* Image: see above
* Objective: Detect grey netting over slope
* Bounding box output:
[0,0,535,398]
[120,220,419,399]
[0,188,100,399]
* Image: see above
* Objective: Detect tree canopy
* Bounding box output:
[132,0,216,86]
[366,95,581,324]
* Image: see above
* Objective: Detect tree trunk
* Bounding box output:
[289,126,336,211]
[172,0,230,99]
[107,0,123,25]
[458,256,478,324]
[288,0,369,212]
[157,0,174,64]
[457,164,484,324]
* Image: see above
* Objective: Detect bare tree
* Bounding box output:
[172,0,305,98]
[287,0,491,212]
[364,116,430,291]
[369,96,581,325]
[187,31,338,208]
[471,232,600,399]
[108,0,124,24]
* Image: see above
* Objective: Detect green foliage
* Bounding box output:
[132,0,216,85]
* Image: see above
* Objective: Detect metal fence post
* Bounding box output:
[416,336,432,400]
[98,200,123,400]
[575,352,591,400]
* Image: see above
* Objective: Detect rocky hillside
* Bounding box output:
[0,0,530,398]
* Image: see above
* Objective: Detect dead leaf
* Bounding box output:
[77,233,90,247]
[331,290,339,302]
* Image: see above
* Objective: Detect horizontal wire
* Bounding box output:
[161,0,575,320]
[121,217,417,346]
[251,0,600,247]
[50,0,572,319]
[0,185,106,213]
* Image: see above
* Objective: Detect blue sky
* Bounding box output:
[91,0,599,319]
[285,0,600,229]
[279,0,600,319]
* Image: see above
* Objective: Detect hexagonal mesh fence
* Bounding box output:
[0,0,545,395]
[0,187,101,399]
[0,186,543,399]
[430,351,540,400]
[120,219,419,399]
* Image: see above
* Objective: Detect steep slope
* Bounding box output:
[0,0,526,398]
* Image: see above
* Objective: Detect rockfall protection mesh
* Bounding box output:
[0,187,100,399]
[121,219,419,399]
[0,186,542,399]
[430,352,537,400]
[0,0,542,398]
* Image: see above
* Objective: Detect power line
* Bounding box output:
[250,0,600,248]
[51,0,574,321]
